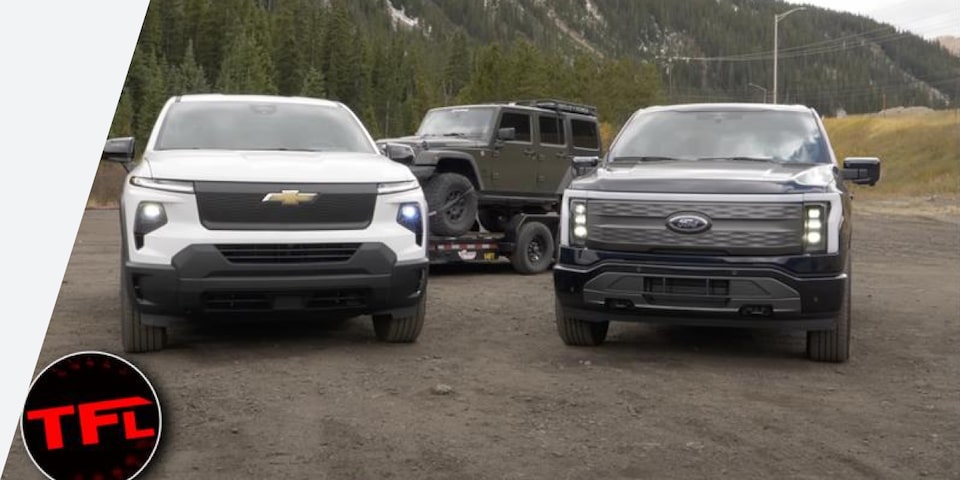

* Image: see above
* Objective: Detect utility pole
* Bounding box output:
[774,7,806,104]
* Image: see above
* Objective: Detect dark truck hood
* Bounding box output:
[571,160,841,195]
[377,135,487,152]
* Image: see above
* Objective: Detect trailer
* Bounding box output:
[427,213,560,274]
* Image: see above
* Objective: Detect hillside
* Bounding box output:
[823,109,959,198]
[939,35,960,57]
[383,0,960,115]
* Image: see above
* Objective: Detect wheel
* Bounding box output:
[120,273,167,353]
[807,254,851,363]
[555,298,608,346]
[511,221,555,274]
[478,208,509,233]
[372,292,426,343]
[423,173,477,237]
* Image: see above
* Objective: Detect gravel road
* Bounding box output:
[4,207,959,480]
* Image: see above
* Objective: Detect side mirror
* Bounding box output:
[382,142,416,164]
[102,137,135,163]
[497,127,516,142]
[842,157,881,186]
[571,156,599,176]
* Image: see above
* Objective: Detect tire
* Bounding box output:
[424,173,477,237]
[478,208,509,233]
[807,254,851,363]
[120,274,167,353]
[372,292,426,343]
[555,298,608,346]
[511,221,555,274]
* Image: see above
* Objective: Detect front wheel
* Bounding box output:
[806,255,852,363]
[511,221,555,274]
[372,292,427,343]
[555,298,608,346]
[120,275,168,353]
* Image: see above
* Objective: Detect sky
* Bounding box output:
[786,0,960,38]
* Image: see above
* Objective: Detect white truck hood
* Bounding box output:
[142,150,415,183]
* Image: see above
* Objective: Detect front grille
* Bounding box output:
[201,289,368,312]
[195,182,377,231]
[587,199,803,256]
[216,243,360,264]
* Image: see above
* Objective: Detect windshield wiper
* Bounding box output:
[697,156,776,162]
[612,156,692,162]
[441,132,467,137]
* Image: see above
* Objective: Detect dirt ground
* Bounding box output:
[4,205,959,480]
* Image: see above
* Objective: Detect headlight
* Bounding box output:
[378,180,420,194]
[397,202,424,246]
[130,176,195,193]
[569,199,588,246]
[803,203,827,253]
[134,202,167,249]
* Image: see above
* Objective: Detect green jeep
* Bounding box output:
[377,100,602,236]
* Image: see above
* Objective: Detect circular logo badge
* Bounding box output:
[20,351,162,480]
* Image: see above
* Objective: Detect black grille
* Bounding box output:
[586,199,804,255]
[201,289,368,312]
[216,243,360,264]
[195,182,377,231]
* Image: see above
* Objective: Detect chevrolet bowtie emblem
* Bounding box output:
[261,190,317,206]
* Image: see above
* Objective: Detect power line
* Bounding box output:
[656,16,956,63]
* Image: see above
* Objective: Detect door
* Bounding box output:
[490,110,537,194]
[535,113,569,194]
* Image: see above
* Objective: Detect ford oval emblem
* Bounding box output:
[666,213,711,234]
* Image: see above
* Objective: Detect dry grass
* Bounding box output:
[823,109,960,199]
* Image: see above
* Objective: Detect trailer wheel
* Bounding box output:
[511,221,555,274]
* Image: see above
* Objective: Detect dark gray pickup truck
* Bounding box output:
[553,103,881,363]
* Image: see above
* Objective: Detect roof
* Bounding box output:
[640,102,814,113]
[428,99,598,117]
[175,93,342,108]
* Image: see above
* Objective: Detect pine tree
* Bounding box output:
[299,66,326,98]
[110,89,135,138]
[130,47,168,150]
[323,1,362,105]
[442,30,471,102]
[178,41,210,93]
[216,28,278,94]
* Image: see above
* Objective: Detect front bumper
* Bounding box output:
[554,246,846,330]
[125,242,428,322]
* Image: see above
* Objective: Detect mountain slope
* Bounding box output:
[383,0,960,115]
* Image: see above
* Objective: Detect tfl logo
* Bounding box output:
[20,351,162,480]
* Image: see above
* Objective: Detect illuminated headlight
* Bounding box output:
[803,204,827,253]
[569,199,588,246]
[378,180,420,194]
[133,202,167,249]
[397,202,424,246]
[130,176,194,193]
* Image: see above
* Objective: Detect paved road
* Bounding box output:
[4,207,959,479]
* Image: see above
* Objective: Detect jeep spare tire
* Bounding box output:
[424,173,477,236]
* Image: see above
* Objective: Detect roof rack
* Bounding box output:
[500,99,598,117]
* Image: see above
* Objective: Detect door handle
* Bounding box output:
[537,174,546,182]
[524,148,535,156]
[492,172,500,179]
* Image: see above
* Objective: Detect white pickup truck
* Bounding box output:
[100,94,429,352]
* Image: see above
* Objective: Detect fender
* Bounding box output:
[412,149,485,190]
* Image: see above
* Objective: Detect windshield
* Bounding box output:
[416,107,495,138]
[609,110,830,164]
[154,101,376,153]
